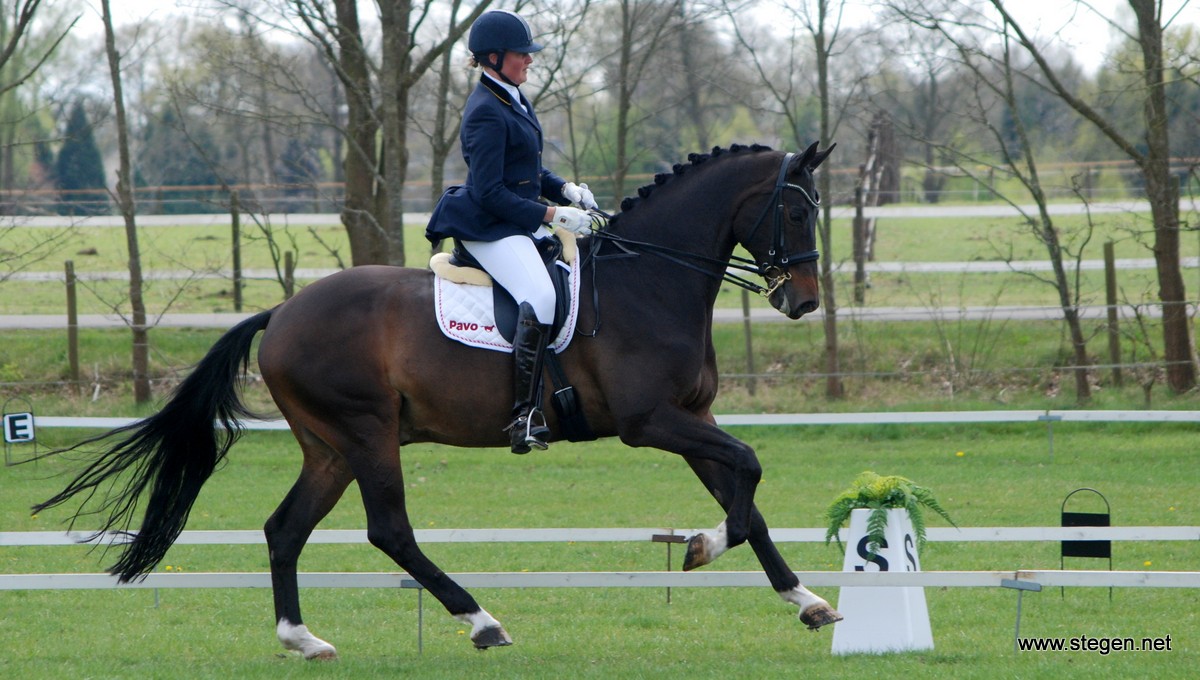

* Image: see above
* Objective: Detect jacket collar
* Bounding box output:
[479,75,537,127]
[482,72,523,110]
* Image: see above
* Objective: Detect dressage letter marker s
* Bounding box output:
[830,508,934,655]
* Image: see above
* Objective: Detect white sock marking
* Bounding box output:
[778,582,829,614]
[277,618,337,659]
[454,608,503,638]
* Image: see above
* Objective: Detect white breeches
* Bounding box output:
[462,233,556,324]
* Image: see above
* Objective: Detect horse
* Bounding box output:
[35,142,841,659]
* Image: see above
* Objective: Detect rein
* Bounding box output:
[591,152,820,298]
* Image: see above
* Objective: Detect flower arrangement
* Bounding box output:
[824,471,956,556]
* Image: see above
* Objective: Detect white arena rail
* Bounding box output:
[27,410,1200,430]
[3,526,1198,592]
[3,569,1198,591]
[3,525,1200,546]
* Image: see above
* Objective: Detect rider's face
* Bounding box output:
[499,51,532,86]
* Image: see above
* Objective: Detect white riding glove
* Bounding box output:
[562,182,598,210]
[548,206,593,235]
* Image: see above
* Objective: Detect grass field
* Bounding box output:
[3,205,1199,676]
[2,424,1198,677]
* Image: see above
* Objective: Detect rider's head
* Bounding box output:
[468,10,543,86]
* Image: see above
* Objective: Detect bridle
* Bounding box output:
[590,151,820,298]
[741,151,821,296]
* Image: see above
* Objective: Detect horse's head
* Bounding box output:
[734,142,834,319]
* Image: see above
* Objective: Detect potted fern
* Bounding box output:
[825,472,955,655]
[824,471,957,557]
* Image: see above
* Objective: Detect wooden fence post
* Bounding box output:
[741,289,756,396]
[230,190,243,312]
[64,260,80,391]
[284,251,295,300]
[853,184,866,304]
[1103,242,1122,387]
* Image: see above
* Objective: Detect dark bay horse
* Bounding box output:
[36,142,841,659]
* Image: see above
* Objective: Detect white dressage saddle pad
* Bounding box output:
[431,253,581,354]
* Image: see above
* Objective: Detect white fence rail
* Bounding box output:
[3,526,1198,592]
[4,570,1199,592]
[4,525,1200,547]
[25,409,1200,431]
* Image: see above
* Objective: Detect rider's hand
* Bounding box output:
[548,206,593,235]
[562,182,598,210]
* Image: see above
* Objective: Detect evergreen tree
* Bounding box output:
[276,137,322,212]
[136,107,222,214]
[55,102,108,216]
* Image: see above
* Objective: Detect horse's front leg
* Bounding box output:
[684,456,843,631]
[618,406,761,569]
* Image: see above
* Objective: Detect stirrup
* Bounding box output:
[506,410,549,454]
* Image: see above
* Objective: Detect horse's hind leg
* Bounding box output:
[684,456,843,631]
[265,428,354,659]
[342,429,512,649]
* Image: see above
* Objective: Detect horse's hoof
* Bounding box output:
[682,534,710,571]
[472,625,513,649]
[305,648,339,661]
[799,603,844,631]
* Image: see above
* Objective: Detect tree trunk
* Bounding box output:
[613,2,634,202]
[333,0,387,265]
[1131,0,1195,392]
[430,44,453,215]
[379,0,410,267]
[675,0,708,150]
[101,0,150,404]
[814,3,843,399]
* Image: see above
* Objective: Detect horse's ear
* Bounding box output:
[808,142,836,170]
[794,141,820,170]
[791,141,835,174]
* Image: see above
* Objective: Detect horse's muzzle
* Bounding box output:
[768,270,820,319]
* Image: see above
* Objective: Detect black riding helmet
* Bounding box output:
[469,10,543,85]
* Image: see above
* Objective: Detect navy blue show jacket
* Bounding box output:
[426,76,569,244]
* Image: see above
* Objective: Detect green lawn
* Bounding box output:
[2,425,1197,677]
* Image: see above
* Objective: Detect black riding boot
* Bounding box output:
[506,302,552,454]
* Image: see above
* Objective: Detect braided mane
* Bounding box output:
[613,143,774,223]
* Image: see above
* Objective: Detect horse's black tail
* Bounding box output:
[33,309,274,582]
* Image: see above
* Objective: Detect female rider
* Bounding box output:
[426,9,597,454]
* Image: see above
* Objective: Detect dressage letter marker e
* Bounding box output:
[3,412,35,443]
[831,508,934,655]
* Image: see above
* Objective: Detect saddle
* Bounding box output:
[428,228,580,350]
[429,229,595,443]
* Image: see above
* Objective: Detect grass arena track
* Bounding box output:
[3,425,1197,677]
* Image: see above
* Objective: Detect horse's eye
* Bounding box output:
[789,206,807,221]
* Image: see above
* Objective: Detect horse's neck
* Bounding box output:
[610,181,739,264]
[600,180,742,314]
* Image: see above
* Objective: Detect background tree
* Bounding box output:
[992,0,1193,392]
[55,100,107,215]
[135,106,223,214]
[724,0,873,399]
[101,0,151,403]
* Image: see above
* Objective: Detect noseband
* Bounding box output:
[590,151,820,298]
